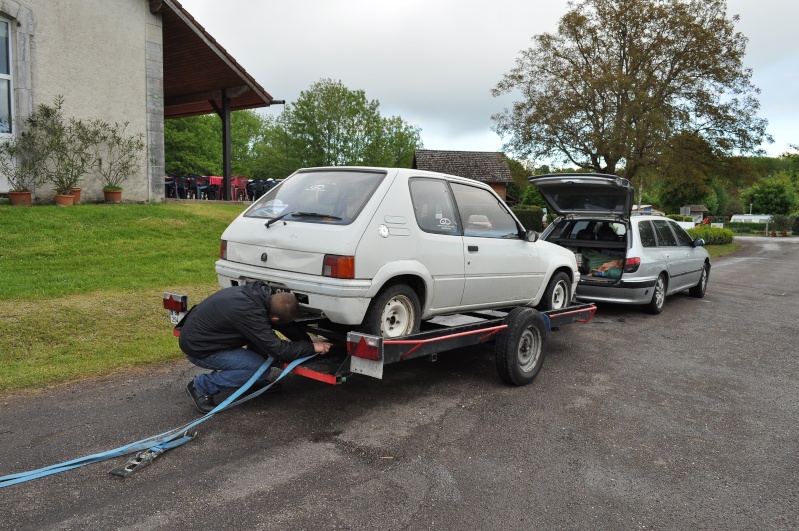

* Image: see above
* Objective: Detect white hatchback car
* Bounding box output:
[216,167,580,337]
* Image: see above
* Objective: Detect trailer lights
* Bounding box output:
[162,292,188,313]
[347,333,381,360]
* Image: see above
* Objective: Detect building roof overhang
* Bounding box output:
[151,0,276,119]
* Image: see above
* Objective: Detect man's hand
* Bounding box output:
[313,341,333,355]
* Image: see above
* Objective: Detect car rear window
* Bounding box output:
[245,169,385,224]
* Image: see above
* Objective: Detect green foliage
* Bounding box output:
[492,0,770,185]
[511,206,544,232]
[726,221,768,234]
[771,214,792,232]
[740,181,795,215]
[667,214,693,222]
[687,225,734,245]
[92,120,145,189]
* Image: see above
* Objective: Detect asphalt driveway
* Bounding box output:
[1,236,797,530]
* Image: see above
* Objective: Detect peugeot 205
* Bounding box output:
[216,167,581,338]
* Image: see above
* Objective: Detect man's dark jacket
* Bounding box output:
[178,281,314,362]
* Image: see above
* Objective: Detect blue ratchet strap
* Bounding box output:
[0,353,316,488]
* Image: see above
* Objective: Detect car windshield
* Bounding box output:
[245,169,386,225]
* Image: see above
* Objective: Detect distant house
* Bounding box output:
[412,150,513,200]
[0,0,277,202]
[680,205,710,223]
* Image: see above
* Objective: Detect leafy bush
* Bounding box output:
[687,225,734,245]
[511,206,544,232]
[727,222,768,234]
[667,214,693,222]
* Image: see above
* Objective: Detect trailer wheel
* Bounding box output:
[362,283,421,338]
[495,307,548,386]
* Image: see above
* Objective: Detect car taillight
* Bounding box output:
[322,255,355,279]
[624,257,641,273]
[220,239,228,260]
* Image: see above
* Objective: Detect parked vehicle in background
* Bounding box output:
[215,167,580,338]
[729,214,773,223]
[531,174,710,314]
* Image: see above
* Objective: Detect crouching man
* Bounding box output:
[179,281,331,413]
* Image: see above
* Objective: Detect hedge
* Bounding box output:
[511,206,544,232]
[687,225,734,245]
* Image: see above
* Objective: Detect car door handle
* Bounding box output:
[468,245,479,252]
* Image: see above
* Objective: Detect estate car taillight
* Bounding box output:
[220,239,228,260]
[624,257,641,273]
[322,255,355,279]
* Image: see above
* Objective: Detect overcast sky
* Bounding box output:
[179,0,797,163]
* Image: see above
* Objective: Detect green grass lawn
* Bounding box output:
[0,202,246,394]
[0,202,745,395]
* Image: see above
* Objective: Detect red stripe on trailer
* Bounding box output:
[387,324,507,361]
[285,364,339,385]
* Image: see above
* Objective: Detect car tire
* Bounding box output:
[536,272,571,311]
[689,263,709,298]
[646,273,667,314]
[362,284,421,339]
[495,307,548,386]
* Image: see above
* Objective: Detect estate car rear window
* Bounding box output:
[245,170,385,225]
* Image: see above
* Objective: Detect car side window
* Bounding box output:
[670,221,694,246]
[653,219,678,246]
[450,182,520,238]
[409,178,460,235]
[638,221,657,248]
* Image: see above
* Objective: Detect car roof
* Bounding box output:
[295,166,496,191]
[529,173,634,218]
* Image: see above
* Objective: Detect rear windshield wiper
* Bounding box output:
[265,211,342,228]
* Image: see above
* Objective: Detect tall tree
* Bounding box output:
[492,0,771,187]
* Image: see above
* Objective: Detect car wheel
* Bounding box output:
[362,284,421,338]
[689,263,709,298]
[495,307,548,386]
[536,272,571,311]
[646,274,667,314]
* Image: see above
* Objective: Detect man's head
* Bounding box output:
[269,292,302,324]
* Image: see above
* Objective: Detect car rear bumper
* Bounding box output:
[575,276,657,305]
[216,259,372,325]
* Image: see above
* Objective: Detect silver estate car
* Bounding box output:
[531,174,710,314]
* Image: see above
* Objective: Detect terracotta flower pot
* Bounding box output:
[9,191,32,207]
[55,194,75,207]
[70,187,82,204]
[103,189,123,204]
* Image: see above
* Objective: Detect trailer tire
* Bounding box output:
[362,283,421,339]
[495,307,548,386]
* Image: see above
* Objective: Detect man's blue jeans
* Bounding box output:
[187,348,271,396]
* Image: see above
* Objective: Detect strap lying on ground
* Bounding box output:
[0,354,315,488]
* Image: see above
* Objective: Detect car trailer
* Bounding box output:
[164,294,596,387]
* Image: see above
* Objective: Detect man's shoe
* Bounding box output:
[186,379,216,413]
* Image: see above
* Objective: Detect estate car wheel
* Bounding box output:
[536,272,571,311]
[495,307,548,386]
[646,274,667,314]
[689,263,709,298]
[362,284,421,339]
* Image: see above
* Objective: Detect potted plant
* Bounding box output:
[26,96,97,206]
[92,120,145,203]
[772,215,790,237]
[0,118,49,206]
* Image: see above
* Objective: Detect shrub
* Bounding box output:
[512,206,544,232]
[667,214,693,222]
[727,222,768,234]
[687,225,734,245]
